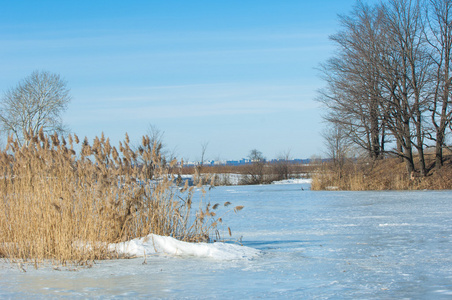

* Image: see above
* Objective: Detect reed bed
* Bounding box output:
[0,130,237,266]
[311,155,452,191]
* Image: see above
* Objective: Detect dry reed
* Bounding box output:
[311,155,452,191]
[0,130,241,266]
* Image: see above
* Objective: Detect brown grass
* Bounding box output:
[311,155,452,191]
[182,163,312,176]
[0,130,239,266]
[181,162,311,186]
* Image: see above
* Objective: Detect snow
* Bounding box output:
[1,183,452,299]
[180,173,312,186]
[109,234,260,260]
[214,173,242,185]
[272,178,312,185]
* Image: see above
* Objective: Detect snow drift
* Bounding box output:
[272,178,312,185]
[109,234,260,260]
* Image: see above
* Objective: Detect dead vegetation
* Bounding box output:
[311,154,452,191]
[0,130,241,266]
[181,163,312,186]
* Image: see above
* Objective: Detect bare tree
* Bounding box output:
[426,0,452,169]
[242,149,266,185]
[319,0,442,176]
[249,149,265,162]
[322,123,353,178]
[195,141,209,175]
[137,124,180,179]
[318,1,388,160]
[146,124,165,156]
[274,149,292,180]
[0,70,71,146]
[200,141,209,167]
[380,0,431,176]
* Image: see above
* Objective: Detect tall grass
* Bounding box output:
[311,155,452,191]
[0,130,236,265]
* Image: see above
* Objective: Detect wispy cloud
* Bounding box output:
[67,82,320,124]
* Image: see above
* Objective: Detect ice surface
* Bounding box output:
[1,182,452,299]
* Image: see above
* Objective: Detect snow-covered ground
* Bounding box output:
[193,173,311,186]
[110,234,259,260]
[1,182,452,299]
[272,178,312,185]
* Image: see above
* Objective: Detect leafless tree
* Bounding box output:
[322,123,353,178]
[318,1,388,160]
[136,124,168,180]
[146,124,165,156]
[425,0,452,169]
[243,149,266,185]
[274,149,292,180]
[200,141,209,167]
[318,0,449,176]
[196,141,209,174]
[379,0,431,175]
[0,70,71,146]
[249,149,265,162]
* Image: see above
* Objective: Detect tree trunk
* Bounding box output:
[435,129,444,169]
[415,112,426,176]
[370,99,381,160]
[403,146,415,174]
[403,119,415,174]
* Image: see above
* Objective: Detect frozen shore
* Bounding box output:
[109,234,260,260]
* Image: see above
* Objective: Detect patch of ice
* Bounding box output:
[378,223,410,227]
[435,290,452,295]
[109,234,260,261]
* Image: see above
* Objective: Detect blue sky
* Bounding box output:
[0,0,367,161]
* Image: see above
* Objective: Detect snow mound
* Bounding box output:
[109,234,260,261]
[272,178,312,185]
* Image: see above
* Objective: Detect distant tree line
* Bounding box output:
[318,0,452,176]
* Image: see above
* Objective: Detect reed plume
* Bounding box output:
[0,131,238,266]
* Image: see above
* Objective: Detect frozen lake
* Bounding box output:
[1,183,452,299]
